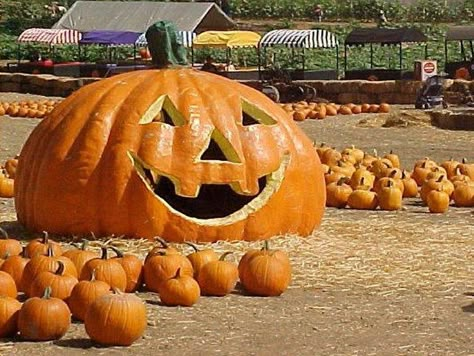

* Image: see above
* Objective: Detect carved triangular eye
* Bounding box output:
[201,137,228,161]
[241,99,277,126]
[199,129,241,163]
[139,95,186,127]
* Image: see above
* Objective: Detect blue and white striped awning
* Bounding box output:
[136,31,196,48]
[259,29,339,49]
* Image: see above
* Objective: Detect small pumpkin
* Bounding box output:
[84,288,147,346]
[144,249,194,293]
[0,271,17,298]
[401,170,419,198]
[25,231,62,258]
[326,177,352,208]
[457,158,474,180]
[347,186,378,210]
[197,252,238,297]
[426,188,450,213]
[0,174,14,198]
[21,246,78,297]
[4,156,18,179]
[0,227,22,257]
[0,296,21,338]
[185,242,218,279]
[338,105,353,115]
[441,158,461,179]
[239,241,292,297]
[159,268,201,307]
[452,182,474,207]
[0,249,29,292]
[18,286,71,341]
[62,239,98,276]
[29,261,79,301]
[110,246,144,293]
[341,145,364,164]
[80,247,127,292]
[377,180,403,211]
[378,103,390,113]
[383,150,400,169]
[68,270,111,321]
[350,168,375,190]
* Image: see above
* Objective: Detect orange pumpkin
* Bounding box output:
[15,69,325,242]
[0,227,22,257]
[0,296,21,338]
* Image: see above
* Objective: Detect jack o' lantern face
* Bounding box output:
[15,68,325,241]
[129,95,289,222]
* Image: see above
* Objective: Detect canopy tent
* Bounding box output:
[345,28,427,45]
[444,26,474,78]
[258,29,339,79]
[80,31,141,46]
[52,1,235,33]
[193,31,261,48]
[344,27,428,79]
[259,29,339,48]
[136,31,196,48]
[17,28,82,45]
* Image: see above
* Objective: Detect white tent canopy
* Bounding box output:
[259,29,339,48]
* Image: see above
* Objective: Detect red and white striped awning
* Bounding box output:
[17,28,82,45]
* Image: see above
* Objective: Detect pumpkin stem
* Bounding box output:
[262,240,270,251]
[437,175,445,182]
[80,239,89,251]
[173,267,182,279]
[47,244,54,257]
[0,227,8,240]
[2,251,10,259]
[42,286,52,299]
[110,246,124,258]
[100,247,108,260]
[462,157,468,164]
[41,231,49,244]
[389,149,394,154]
[185,242,199,253]
[154,236,170,249]
[55,260,65,275]
[336,177,348,186]
[219,251,233,261]
[88,268,97,281]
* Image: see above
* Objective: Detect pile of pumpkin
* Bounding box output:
[0,156,17,198]
[280,102,391,121]
[318,144,474,213]
[0,231,291,345]
[0,100,59,119]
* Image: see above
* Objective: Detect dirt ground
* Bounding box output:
[0,93,473,355]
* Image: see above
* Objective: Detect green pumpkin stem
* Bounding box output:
[80,239,89,251]
[42,286,52,299]
[46,244,54,257]
[100,246,108,259]
[219,251,233,261]
[262,240,270,251]
[55,260,65,275]
[185,242,199,253]
[111,287,122,295]
[0,227,8,240]
[110,246,124,258]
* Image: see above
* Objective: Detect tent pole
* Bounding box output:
[399,43,402,70]
[78,44,81,62]
[461,40,466,61]
[17,43,20,64]
[258,46,261,81]
[469,40,474,58]
[370,43,373,68]
[191,45,194,67]
[336,45,339,79]
[133,45,136,67]
[302,47,305,73]
[424,43,428,59]
[344,44,347,77]
[444,40,448,74]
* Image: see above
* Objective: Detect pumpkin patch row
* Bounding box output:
[280,101,391,121]
[0,231,292,345]
[0,100,59,119]
[0,156,17,198]
[319,144,474,213]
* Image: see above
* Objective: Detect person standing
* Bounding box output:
[314,4,323,22]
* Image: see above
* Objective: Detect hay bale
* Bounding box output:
[378,93,416,104]
[337,92,371,104]
[395,80,422,95]
[360,80,397,94]
[323,80,363,94]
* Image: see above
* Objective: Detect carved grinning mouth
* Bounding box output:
[128,152,290,225]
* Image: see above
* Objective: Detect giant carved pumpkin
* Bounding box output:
[15,69,325,242]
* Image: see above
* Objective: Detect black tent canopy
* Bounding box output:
[444,26,474,78]
[344,27,428,80]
